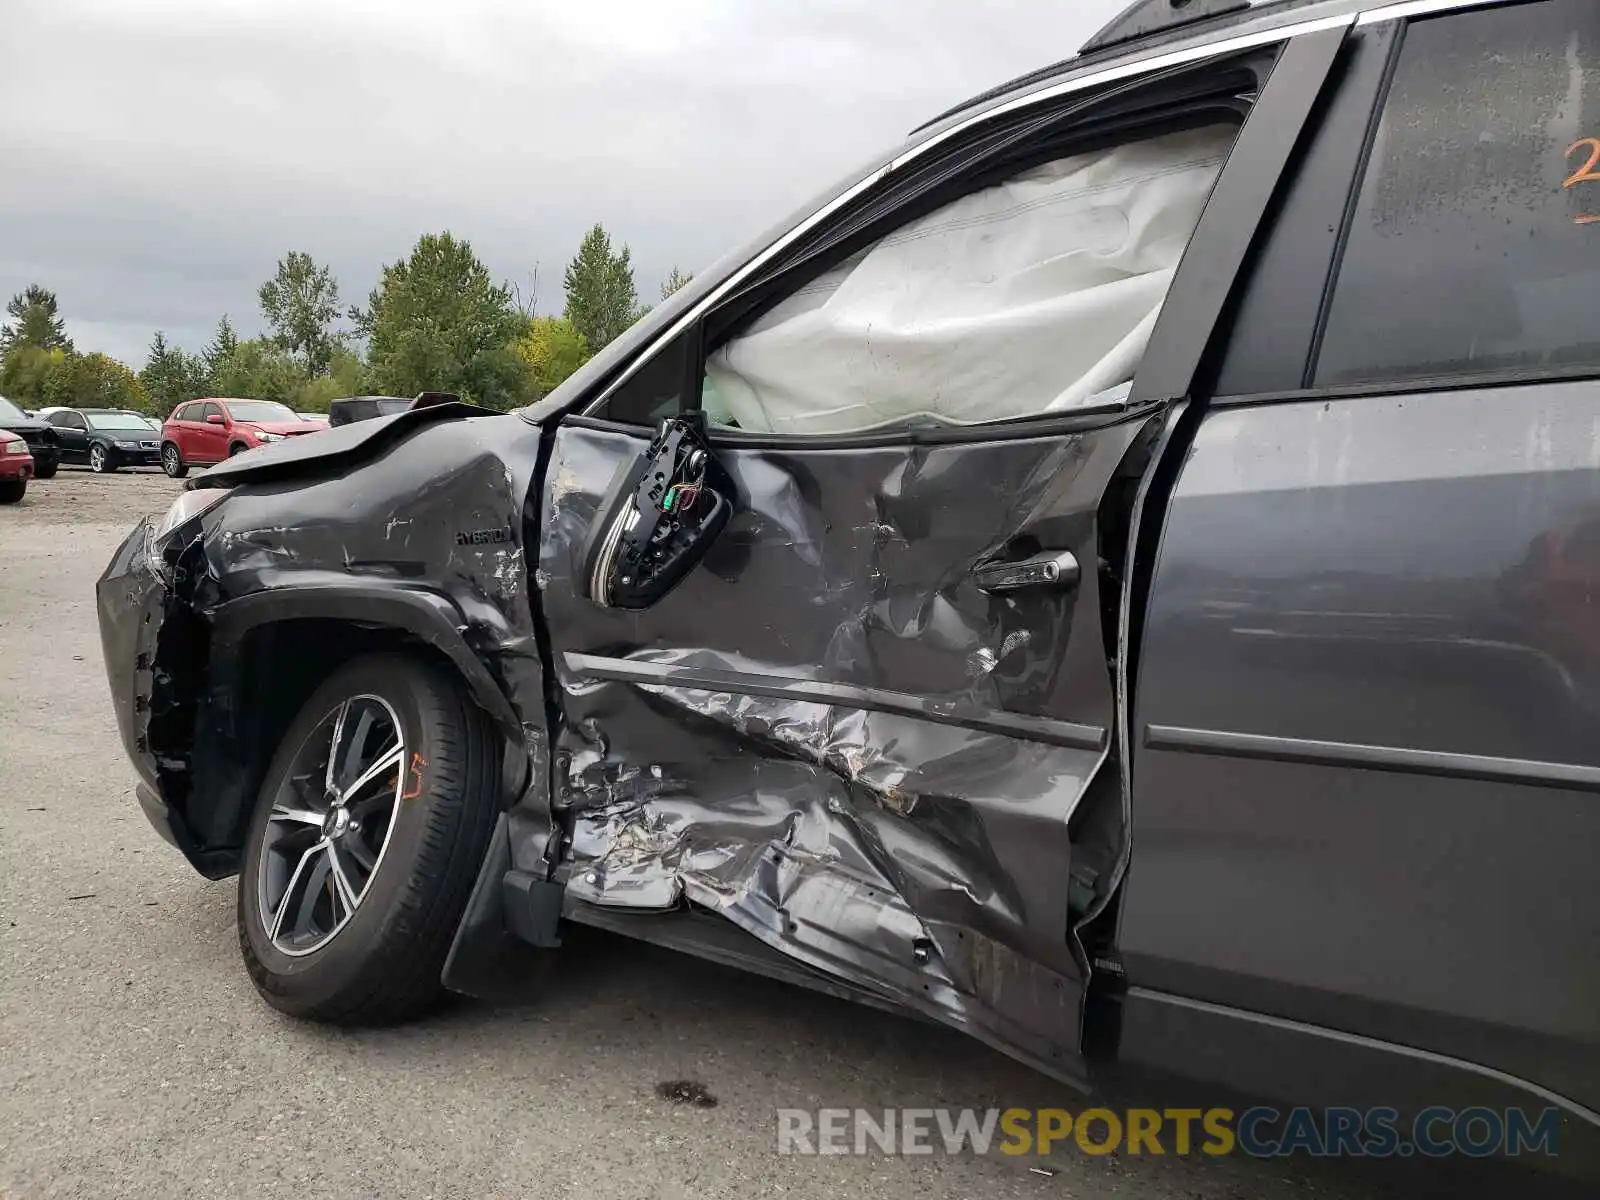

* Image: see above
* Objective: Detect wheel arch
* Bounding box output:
[182,586,530,878]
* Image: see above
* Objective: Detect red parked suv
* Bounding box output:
[160,398,327,478]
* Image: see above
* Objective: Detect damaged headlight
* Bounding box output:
[152,488,230,542]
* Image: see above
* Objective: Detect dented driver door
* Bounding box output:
[522,17,1350,1083]
[534,405,1153,1081]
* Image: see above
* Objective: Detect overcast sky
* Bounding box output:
[0,0,1125,366]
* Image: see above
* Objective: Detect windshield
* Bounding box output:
[87,413,158,432]
[0,396,27,421]
[222,400,297,422]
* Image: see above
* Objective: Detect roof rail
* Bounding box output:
[1080,0,1253,54]
[910,0,1329,136]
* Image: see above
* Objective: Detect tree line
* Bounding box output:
[0,224,689,417]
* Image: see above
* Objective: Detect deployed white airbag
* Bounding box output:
[703,125,1234,435]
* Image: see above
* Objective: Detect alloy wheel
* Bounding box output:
[162,445,181,476]
[256,694,408,957]
[90,444,106,472]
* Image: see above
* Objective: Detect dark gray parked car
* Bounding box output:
[326,395,414,427]
[0,394,59,478]
[97,0,1599,1173]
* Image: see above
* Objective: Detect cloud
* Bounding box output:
[0,0,1119,365]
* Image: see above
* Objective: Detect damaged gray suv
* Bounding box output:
[98,0,1600,1164]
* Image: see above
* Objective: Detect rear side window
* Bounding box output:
[1317,1,1600,386]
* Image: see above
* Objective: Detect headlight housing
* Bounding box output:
[151,488,230,542]
[254,431,285,443]
[2,439,28,456]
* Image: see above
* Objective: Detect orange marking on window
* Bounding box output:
[1565,138,1600,189]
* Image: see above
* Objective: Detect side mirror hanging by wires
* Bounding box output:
[584,413,733,610]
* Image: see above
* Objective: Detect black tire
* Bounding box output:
[161,443,187,478]
[33,460,56,480]
[90,443,117,473]
[238,653,501,1024]
[0,478,24,504]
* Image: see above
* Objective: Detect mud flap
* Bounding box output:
[441,813,563,1000]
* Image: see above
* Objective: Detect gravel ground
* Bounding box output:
[0,467,1580,1199]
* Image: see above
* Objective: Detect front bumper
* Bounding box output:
[97,519,165,799]
[135,782,181,849]
[0,455,33,482]
[26,444,58,471]
[111,445,162,467]
[97,518,217,871]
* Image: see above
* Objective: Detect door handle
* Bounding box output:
[972,550,1080,594]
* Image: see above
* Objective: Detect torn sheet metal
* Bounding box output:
[536,413,1152,1078]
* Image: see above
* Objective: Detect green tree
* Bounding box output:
[209,338,300,405]
[1,285,72,354]
[140,331,206,414]
[41,352,151,413]
[327,344,368,396]
[659,266,693,300]
[563,224,639,353]
[513,316,589,400]
[0,345,68,405]
[292,345,370,412]
[201,316,239,388]
[258,251,342,376]
[359,232,529,409]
